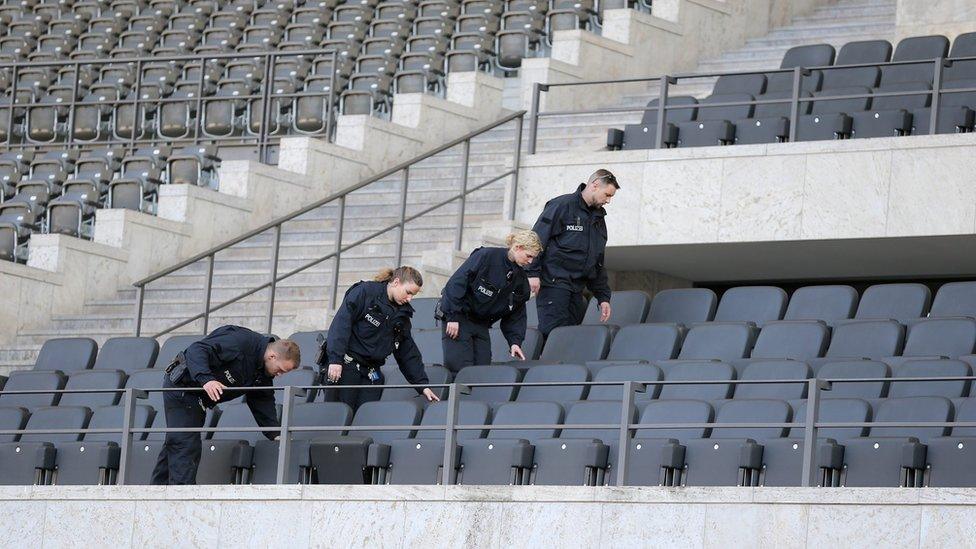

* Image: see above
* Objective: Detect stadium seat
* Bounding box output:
[530,400,632,485]
[410,328,444,365]
[0,406,29,443]
[32,337,98,372]
[154,334,203,369]
[586,324,682,375]
[522,325,612,367]
[783,285,858,324]
[929,282,976,318]
[659,323,756,365]
[884,318,976,369]
[197,401,279,484]
[58,370,127,408]
[817,360,890,399]
[625,399,714,486]
[0,370,66,410]
[0,406,90,485]
[410,297,439,329]
[53,404,155,485]
[380,364,451,402]
[516,364,589,403]
[821,39,891,90]
[453,365,521,403]
[764,43,835,93]
[124,369,167,419]
[854,283,931,324]
[92,337,159,373]
[887,359,971,399]
[249,401,354,484]
[807,320,905,373]
[675,92,756,147]
[645,288,717,325]
[587,363,662,400]
[794,85,873,141]
[489,326,543,363]
[712,286,788,325]
[287,330,327,369]
[273,368,319,404]
[658,362,735,401]
[925,398,976,487]
[581,291,650,326]
[606,96,698,150]
[746,320,829,362]
[734,360,811,400]
[879,35,949,86]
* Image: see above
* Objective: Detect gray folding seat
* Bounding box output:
[885,318,976,370]
[273,368,318,404]
[395,41,448,94]
[169,12,208,33]
[453,365,521,403]
[546,0,595,35]
[249,401,353,484]
[585,324,681,375]
[606,96,697,150]
[925,398,976,486]
[794,85,872,141]
[808,320,905,373]
[456,400,562,485]
[294,75,337,134]
[855,283,931,324]
[660,323,756,365]
[197,402,279,484]
[308,400,423,484]
[530,400,631,486]
[381,401,490,484]
[287,330,327,369]
[0,406,89,485]
[817,360,890,399]
[58,370,126,408]
[202,79,251,137]
[581,291,650,326]
[930,282,976,318]
[912,76,976,134]
[380,364,451,402]
[849,81,932,138]
[489,326,543,363]
[445,17,497,72]
[167,144,219,188]
[0,406,29,443]
[92,337,158,373]
[342,55,398,115]
[463,0,503,16]
[114,86,161,142]
[658,362,734,401]
[712,286,787,325]
[53,404,155,485]
[784,285,858,325]
[516,364,588,403]
[495,0,547,70]
[408,297,439,329]
[764,43,835,93]
[528,325,612,366]
[108,145,172,212]
[33,337,97,372]
[625,399,714,486]
[839,396,952,487]
[158,85,202,139]
[821,39,891,90]
[732,90,813,144]
[759,397,871,487]
[734,361,811,400]
[674,92,755,147]
[408,328,444,366]
[123,369,166,416]
[154,334,203,369]
[743,320,828,366]
[198,27,242,52]
[887,359,971,399]
[47,147,125,238]
[419,0,458,19]
[0,151,34,198]
[293,6,333,27]
[878,35,949,87]
[680,399,791,486]
[587,363,662,401]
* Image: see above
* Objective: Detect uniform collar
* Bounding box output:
[574,183,606,217]
[255,335,276,379]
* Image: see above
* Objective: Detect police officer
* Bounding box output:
[439,230,542,372]
[527,169,619,338]
[324,265,441,410]
[151,325,301,485]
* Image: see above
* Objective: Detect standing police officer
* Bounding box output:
[323,266,440,410]
[151,325,301,485]
[527,169,619,338]
[439,230,542,372]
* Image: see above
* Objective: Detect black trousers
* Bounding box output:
[441,316,492,373]
[536,286,588,338]
[325,360,384,412]
[151,377,207,485]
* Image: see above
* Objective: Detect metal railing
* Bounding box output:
[130,110,526,338]
[527,54,976,154]
[2,374,975,487]
[0,49,339,163]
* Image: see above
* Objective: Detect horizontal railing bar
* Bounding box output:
[0,49,339,70]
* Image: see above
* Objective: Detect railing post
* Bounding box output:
[265,225,282,335]
[800,378,827,487]
[130,58,143,154]
[202,254,215,335]
[329,195,347,307]
[615,381,642,486]
[133,285,145,337]
[65,61,81,143]
[394,167,409,267]
[193,55,206,146]
[507,114,523,221]
[5,63,17,147]
[528,82,542,155]
[929,57,945,135]
[453,139,471,251]
[441,382,462,485]
[276,386,295,484]
[116,387,138,486]
[326,49,337,141]
[788,67,803,142]
[258,52,275,163]
[655,76,673,149]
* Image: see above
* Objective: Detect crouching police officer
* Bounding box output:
[439,230,542,372]
[528,169,619,338]
[151,325,301,485]
[323,266,441,410]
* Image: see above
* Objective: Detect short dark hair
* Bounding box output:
[589,169,619,189]
[270,339,301,365]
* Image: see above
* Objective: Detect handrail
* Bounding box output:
[132,110,527,337]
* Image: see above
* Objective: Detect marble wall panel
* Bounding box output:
[800,151,892,239]
[598,502,706,547]
[42,500,136,548]
[703,503,808,548]
[306,500,405,549]
[918,505,976,548]
[806,504,921,548]
[638,158,723,244]
[0,501,46,547]
[886,147,976,237]
[718,155,805,242]
[131,501,221,547]
[217,500,313,547]
[495,502,603,547]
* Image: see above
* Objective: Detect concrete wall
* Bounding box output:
[896,0,976,42]
[1,485,974,547]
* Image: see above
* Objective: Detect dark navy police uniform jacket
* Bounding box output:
[326,280,430,389]
[527,183,612,304]
[440,246,531,346]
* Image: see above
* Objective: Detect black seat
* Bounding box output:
[32,337,98,372]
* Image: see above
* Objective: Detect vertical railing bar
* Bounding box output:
[329,195,346,307]
[326,49,337,141]
[193,54,207,146]
[528,82,541,154]
[394,166,409,267]
[788,66,802,142]
[65,60,81,143]
[453,140,470,251]
[441,382,461,486]
[507,114,523,221]
[265,224,282,335]
[275,386,295,484]
[615,381,636,487]
[800,378,822,487]
[133,285,145,337]
[5,63,17,147]
[929,57,944,135]
[202,254,215,335]
[116,387,136,486]
[655,76,672,149]
[129,58,143,155]
[258,52,275,163]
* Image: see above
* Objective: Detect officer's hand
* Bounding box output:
[445,321,460,340]
[528,277,541,296]
[422,388,441,402]
[599,301,612,323]
[327,363,342,383]
[510,344,526,361]
[203,380,226,402]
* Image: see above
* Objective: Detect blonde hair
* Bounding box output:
[374,265,424,286]
[505,230,543,254]
[270,339,301,366]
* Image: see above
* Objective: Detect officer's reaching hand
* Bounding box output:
[528,277,540,296]
[445,321,460,339]
[327,363,342,383]
[203,380,226,402]
[422,388,440,402]
[510,344,525,360]
[599,301,612,323]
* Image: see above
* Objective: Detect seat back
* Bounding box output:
[33,337,98,372]
[154,335,203,368]
[20,406,90,443]
[784,285,858,323]
[695,92,755,121]
[930,282,976,318]
[287,330,327,369]
[951,398,976,437]
[822,39,892,89]
[647,288,717,324]
[381,364,451,401]
[0,371,65,409]
[581,291,650,326]
[454,365,521,403]
[855,283,931,323]
[124,369,166,416]
[945,31,976,81]
[411,329,444,365]
[212,402,278,443]
[488,401,563,440]
[0,406,29,442]
[410,297,439,330]
[659,362,735,401]
[290,401,354,440]
[711,73,767,96]
[539,325,612,363]
[790,398,871,439]
[588,364,662,400]
[818,360,890,399]
[870,396,952,439]
[824,320,905,359]
[85,404,155,442]
[676,324,755,361]
[713,286,787,324]
[93,337,159,372]
[416,400,490,440]
[273,368,318,404]
[903,318,976,358]
[709,399,791,440]
[517,364,589,403]
[811,86,873,113]
[561,400,632,441]
[880,35,950,85]
[888,359,971,399]
[605,324,681,362]
[635,400,714,439]
[59,370,126,408]
[638,96,698,127]
[735,361,811,400]
[490,327,543,362]
[750,321,828,360]
[350,400,423,444]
